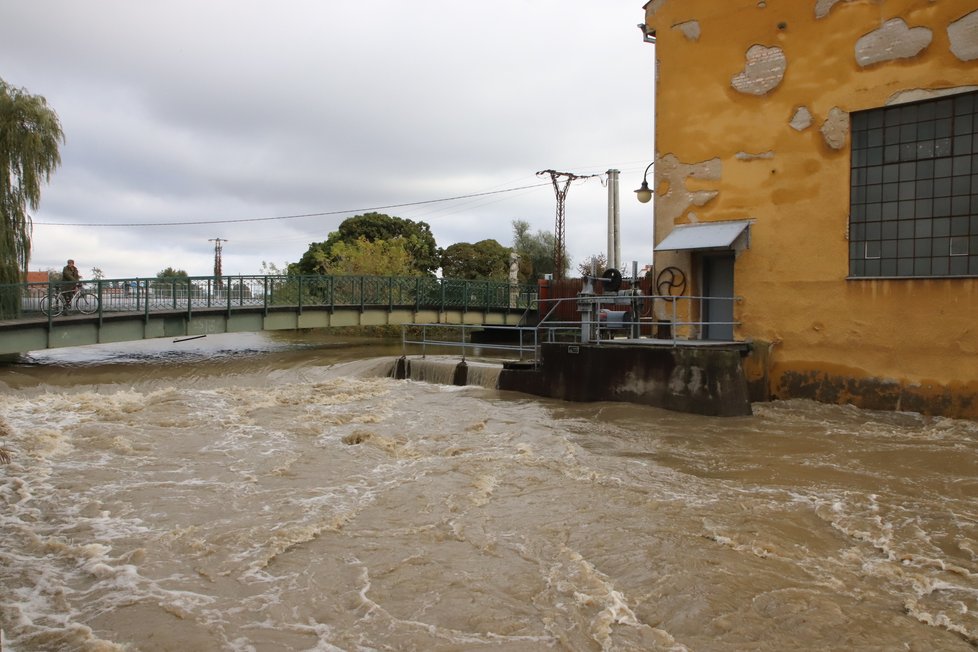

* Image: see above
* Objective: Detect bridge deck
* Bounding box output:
[0,274,537,354]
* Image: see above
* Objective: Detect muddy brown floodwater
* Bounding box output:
[1,332,976,651]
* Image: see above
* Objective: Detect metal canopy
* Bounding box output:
[654,220,751,252]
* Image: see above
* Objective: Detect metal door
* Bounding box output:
[702,253,735,341]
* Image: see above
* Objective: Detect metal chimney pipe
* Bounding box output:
[607,169,621,271]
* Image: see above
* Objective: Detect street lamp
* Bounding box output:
[634,162,654,203]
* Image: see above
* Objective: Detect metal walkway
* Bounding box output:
[0,274,537,354]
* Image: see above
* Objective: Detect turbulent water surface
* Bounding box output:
[0,332,976,651]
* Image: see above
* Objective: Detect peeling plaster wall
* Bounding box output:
[651,153,723,289]
[887,85,978,105]
[814,0,847,20]
[653,153,722,229]
[855,18,932,67]
[673,20,701,41]
[731,45,787,95]
[643,0,978,417]
[948,10,978,61]
[789,106,813,131]
[819,107,849,149]
[735,151,775,160]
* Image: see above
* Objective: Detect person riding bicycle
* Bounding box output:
[60,259,81,312]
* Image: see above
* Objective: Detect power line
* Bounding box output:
[536,169,601,281]
[34,182,552,228]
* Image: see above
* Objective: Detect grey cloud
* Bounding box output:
[5,1,655,278]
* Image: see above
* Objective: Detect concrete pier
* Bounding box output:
[498,342,753,417]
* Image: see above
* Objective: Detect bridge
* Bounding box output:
[0,274,537,355]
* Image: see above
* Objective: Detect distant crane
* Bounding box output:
[537,169,600,280]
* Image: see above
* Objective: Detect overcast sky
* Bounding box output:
[3,1,655,280]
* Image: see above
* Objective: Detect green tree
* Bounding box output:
[293,212,438,276]
[441,239,511,280]
[156,267,188,279]
[511,219,566,283]
[324,237,415,276]
[0,79,64,318]
[151,267,190,294]
[577,253,607,278]
[260,260,288,275]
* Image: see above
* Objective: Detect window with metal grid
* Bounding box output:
[849,91,978,278]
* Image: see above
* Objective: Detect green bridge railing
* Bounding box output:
[0,274,539,323]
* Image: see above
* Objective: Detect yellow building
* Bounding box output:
[640,0,978,418]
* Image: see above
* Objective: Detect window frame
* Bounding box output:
[848,90,978,279]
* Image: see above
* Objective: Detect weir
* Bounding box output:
[393,277,756,416]
[389,357,503,390]
[499,342,752,417]
[389,341,752,417]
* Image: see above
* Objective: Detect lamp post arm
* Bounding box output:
[634,162,654,203]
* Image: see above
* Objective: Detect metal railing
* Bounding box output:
[534,293,743,345]
[0,274,539,323]
[401,323,539,361]
[399,291,744,369]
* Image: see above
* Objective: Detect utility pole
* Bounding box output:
[209,238,226,288]
[537,169,599,280]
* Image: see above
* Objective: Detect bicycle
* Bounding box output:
[39,283,100,316]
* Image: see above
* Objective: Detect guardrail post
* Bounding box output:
[46,281,54,335]
[297,275,303,314]
[143,280,150,323]
[672,298,678,346]
[96,279,104,322]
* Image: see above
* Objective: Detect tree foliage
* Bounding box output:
[321,237,415,276]
[577,253,607,278]
[440,239,511,281]
[293,212,438,276]
[156,267,189,279]
[0,78,63,317]
[151,268,189,292]
[511,219,567,283]
[260,260,288,275]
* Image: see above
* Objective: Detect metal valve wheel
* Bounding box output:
[655,266,687,296]
[601,268,622,293]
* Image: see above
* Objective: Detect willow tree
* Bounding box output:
[0,78,64,318]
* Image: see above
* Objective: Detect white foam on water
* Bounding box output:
[3,344,978,650]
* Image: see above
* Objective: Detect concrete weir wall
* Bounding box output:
[390,357,503,389]
[499,343,753,417]
[390,344,753,416]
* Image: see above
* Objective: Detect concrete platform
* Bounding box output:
[498,341,753,417]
